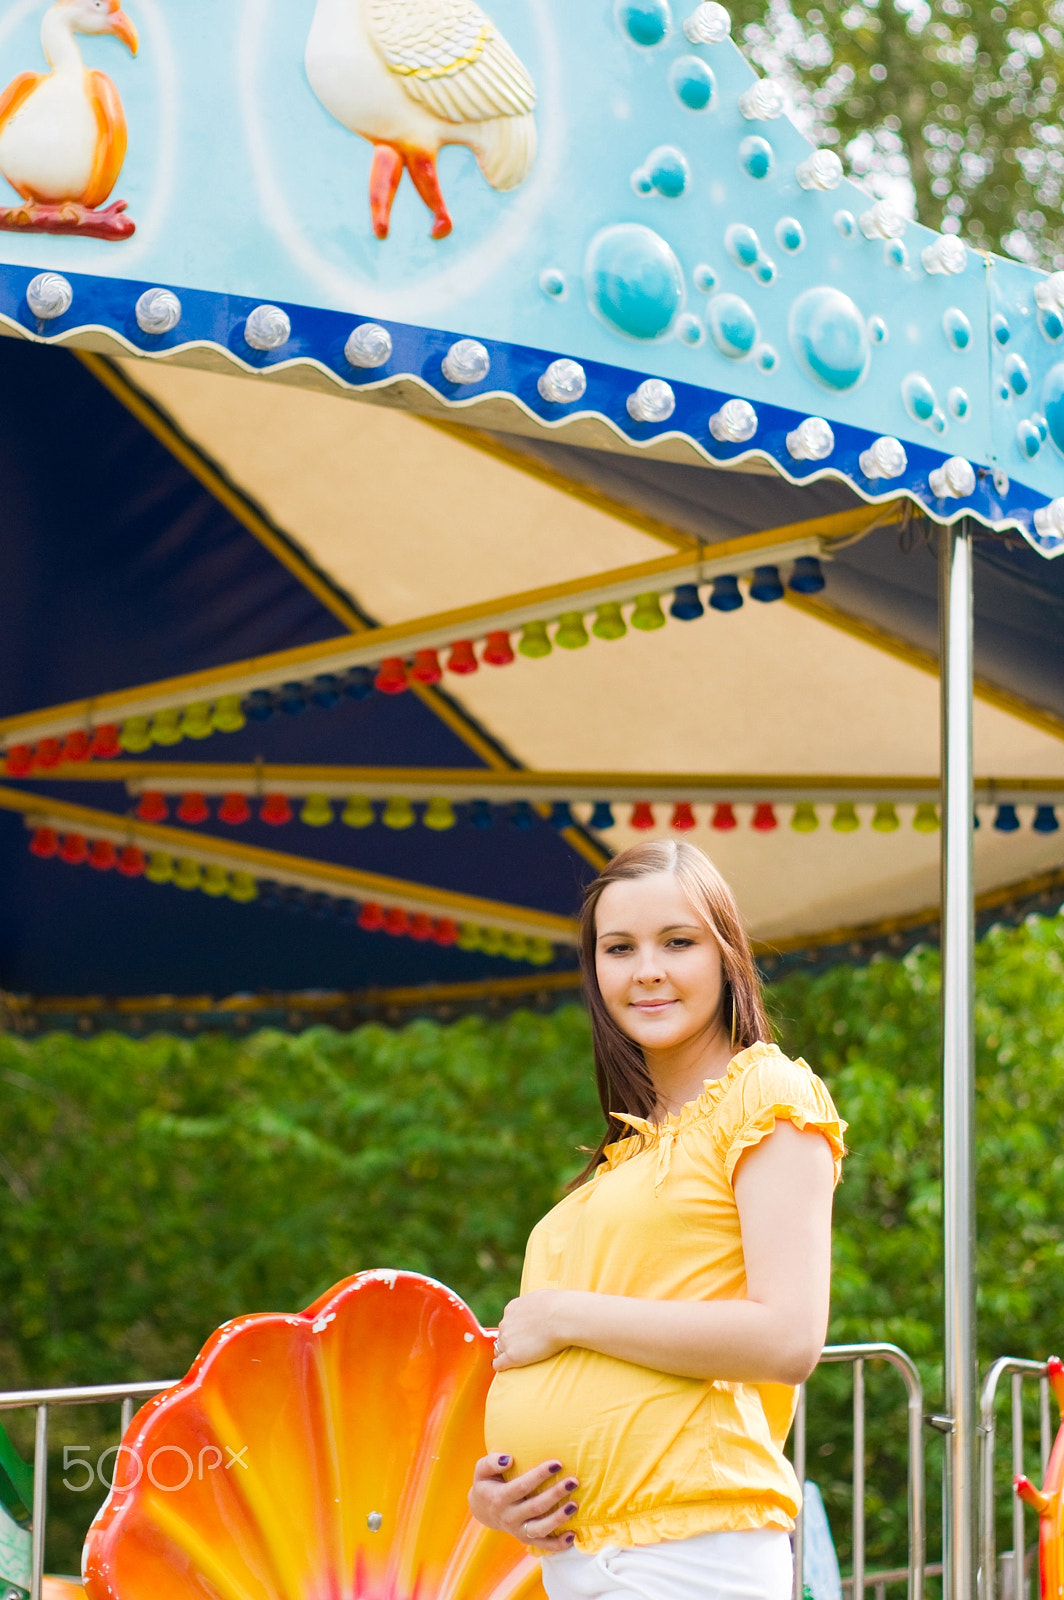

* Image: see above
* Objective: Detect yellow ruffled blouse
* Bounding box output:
[484,1042,846,1552]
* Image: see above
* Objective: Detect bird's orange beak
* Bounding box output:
[108,5,138,54]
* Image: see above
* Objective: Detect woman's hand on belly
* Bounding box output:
[492,1290,575,1370]
[468,1453,579,1552]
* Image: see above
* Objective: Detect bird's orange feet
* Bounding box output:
[369,144,403,239]
[405,149,452,240]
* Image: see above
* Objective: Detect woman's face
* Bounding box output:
[594,871,725,1057]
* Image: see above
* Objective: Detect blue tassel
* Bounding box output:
[788,556,826,595]
[1033,805,1059,834]
[549,801,574,830]
[670,583,705,621]
[509,801,535,830]
[311,673,342,708]
[749,565,785,603]
[344,666,375,701]
[709,574,743,612]
[590,801,615,830]
[244,689,276,723]
[469,800,494,830]
[994,804,1020,832]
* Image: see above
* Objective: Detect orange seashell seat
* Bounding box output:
[82,1271,545,1600]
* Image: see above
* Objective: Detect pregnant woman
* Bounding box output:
[469,839,845,1600]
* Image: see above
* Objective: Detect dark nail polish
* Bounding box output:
[565,1534,576,1546]
[564,1479,578,1491]
[548,1461,562,1473]
[564,1502,577,1516]
[498,1456,512,1467]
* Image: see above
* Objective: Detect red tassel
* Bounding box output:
[117,846,146,877]
[433,918,459,946]
[260,794,293,826]
[89,839,117,871]
[670,802,696,832]
[482,631,515,666]
[4,745,33,777]
[446,640,479,675]
[33,738,62,769]
[177,793,210,825]
[218,793,251,825]
[711,803,738,831]
[358,902,385,931]
[61,730,91,763]
[375,657,409,694]
[29,826,59,858]
[752,802,778,832]
[135,792,169,823]
[410,649,443,684]
[89,724,121,760]
[409,912,434,941]
[630,802,655,831]
[59,832,89,864]
[383,906,410,936]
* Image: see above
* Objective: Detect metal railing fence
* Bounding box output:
[978,1358,1053,1600]
[792,1344,926,1600]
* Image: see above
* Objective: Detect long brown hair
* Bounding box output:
[575,839,771,1183]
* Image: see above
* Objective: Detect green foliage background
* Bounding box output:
[2,914,1062,1577]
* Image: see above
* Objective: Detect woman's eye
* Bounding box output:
[667,938,694,948]
[605,942,631,955]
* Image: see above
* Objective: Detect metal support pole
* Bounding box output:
[793,1383,806,1600]
[940,519,977,1600]
[854,1359,866,1600]
[30,1403,47,1600]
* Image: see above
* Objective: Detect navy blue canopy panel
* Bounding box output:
[0,341,593,1000]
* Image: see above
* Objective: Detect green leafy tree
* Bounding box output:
[730,0,1064,265]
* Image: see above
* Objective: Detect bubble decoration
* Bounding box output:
[135,288,182,336]
[632,170,654,196]
[931,408,947,434]
[670,55,715,109]
[796,150,843,191]
[948,386,969,419]
[683,1,731,40]
[738,79,785,119]
[636,145,690,197]
[775,217,805,253]
[1017,420,1043,458]
[789,287,870,391]
[442,339,490,383]
[922,235,967,275]
[707,293,758,358]
[725,223,761,269]
[928,457,976,499]
[345,323,392,368]
[539,268,566,298]
[755,343,778,371]
[991,313,1011,346]
[709,397,757,442]
[833,210,856,239]
[676,312,704,345]
[585,224,685,340]
[859,436,907,479]
[26,272,72,320]
[943,308,971,351]
[1039,308,1064,342]
[538,358,587,403]
[738,136,773,179]
[1041,361,1064,452]
[902,372,938,424]
[885,239,908,268]
[1004,353,1030,396]
[244,305,291,351]
[616,0,672,46]
[627,377,676,422]
[753,258,776,285]
[693,264,717,292]
[786,416,834,460]
[867,315,888,344]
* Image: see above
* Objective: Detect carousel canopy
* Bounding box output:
[0,0,1062,1030]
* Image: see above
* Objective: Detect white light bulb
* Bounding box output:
[245,305,291,351]
[709,399,758,443]
[738,79,786,120]
[859,437,907,480]
[795,150,843,191]
[538,359,587,404]
[786,417,834,460]
[26,273,72,320]
[928,456,976,499]
[683,2,732,41]
[627,379,676,423]
[441,339,491,384]
[345,323,392,368]
[859,200,906,241]
[135,288,182,335]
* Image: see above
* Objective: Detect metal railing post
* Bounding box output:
[30,1403,47,1600]
[978,1357,1049,1600]
[1011,1376,1025,1600]
[854,1360,866,1600]
[794,1383,807,1600]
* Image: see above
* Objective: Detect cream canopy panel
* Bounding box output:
[441,598,1064,779]
[114,362,671,621]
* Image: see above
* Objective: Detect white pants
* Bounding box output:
[541,1528,793,1600]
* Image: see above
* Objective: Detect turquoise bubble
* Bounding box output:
[834,210,856,238]
[670,55,715,109]
[725,223,760,268]
[775,217,805,253]
[539,268,566,298]
[616,0,671,45]
[753,256,777,285]
[756,343,778,371]
[992,312,1011,346]
[1040,308,1064,341]
[647,145,689,197]
[885,240,908,267]
[738,136,773,179]
[902,372,937,423]
[631,168,655,195]
[931,409,947,434]
[1005,352,1030,395]
[1035,412,1048,439]
[1017,419,1042,458]
[789,286,870,391]
[998,379,1011,402]
[693,263,717,293]
[585,224,685,340]
[948,386,969,419]
[943,308,971,351]
[1042,362,1064,451]
[868,315,888,344]
[676,312,704,345]
[706,293,759,358]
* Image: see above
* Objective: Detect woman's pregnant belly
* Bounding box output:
[484,1346,715,1528]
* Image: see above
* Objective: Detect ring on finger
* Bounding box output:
[493,1338,502,1355]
